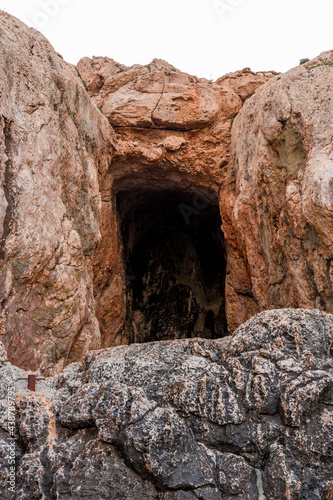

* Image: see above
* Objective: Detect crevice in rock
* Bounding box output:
[278,119,287,131]
[0,117,15,263]
[112,434,167,493]
[115,183,227,343]
[151,81,166,127]
[38,446,57,500]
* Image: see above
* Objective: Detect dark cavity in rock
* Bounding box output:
[116,187,227,343]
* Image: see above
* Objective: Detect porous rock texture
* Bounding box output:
[0,309,332,499]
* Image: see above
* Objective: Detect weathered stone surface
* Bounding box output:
[0,13,114,374]
[77,55,273,185]
[4,10,333,374]
[216,452,258,498]
[215,67,278,102]
[78,57,220,130]
[47,430,158,500]
[0,11,279,370]
[0,340,7,364]
[0,309,332,499]
[78,57,275,349]
[222,50,333,332]
[1,10,333,500]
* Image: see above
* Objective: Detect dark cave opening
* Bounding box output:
[116,187,227,343]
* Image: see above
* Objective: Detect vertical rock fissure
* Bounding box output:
[0,117,15,263]
[151,80,166,127]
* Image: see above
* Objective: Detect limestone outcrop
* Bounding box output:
[1,9,333,382]
[0,309,332,499]
[222,51,333,331]
[0,13,114,374]
[77,56,276,348]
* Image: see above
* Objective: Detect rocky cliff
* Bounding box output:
[0,12,281,372]
[0,11,333,498]
[76,56,277,351]
[222,51,333,332]
[0,13,115,375]
[1,13,333,374]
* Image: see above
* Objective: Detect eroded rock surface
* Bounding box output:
[222,51,333,331]
[2,10,333,389]
[78,57,266,131]
[0,13,114,374]
[77,56,276,348]
[0,309,332,499]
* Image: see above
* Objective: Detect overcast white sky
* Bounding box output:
[1,0,332,80]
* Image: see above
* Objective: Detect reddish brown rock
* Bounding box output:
[77,56,274,185]
[78,58,220,130]
[0,13,114,374]
[222,50,333,331]
[215,67,278,102]
[5,11,333,374]
[77,56,275,348]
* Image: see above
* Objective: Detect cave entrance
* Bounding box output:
[116,185,227,343]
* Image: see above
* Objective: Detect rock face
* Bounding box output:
[78,57,219,130]
[0,13,114,374]
[222,51,333,331]
[77,56,276,349]
[1,9,333,384]
[0,309,332,499]
[1,12,333,500]
[77,57,275,127]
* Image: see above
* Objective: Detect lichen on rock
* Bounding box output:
[0,309,332,499]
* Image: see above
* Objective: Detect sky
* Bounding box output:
[1,0,333,80]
